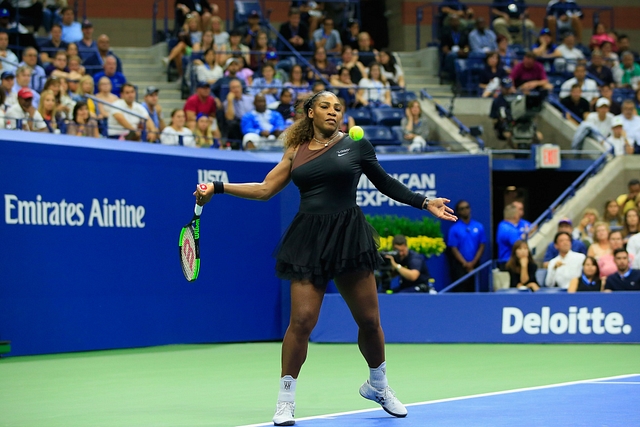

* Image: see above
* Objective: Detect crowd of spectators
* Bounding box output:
[0,1,423,151]
[495,178,640,292]
[437,0,640,154]
[156,2,415,150]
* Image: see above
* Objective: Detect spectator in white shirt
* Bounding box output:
[617,99,640,145]
[107,83,156,141]
[605,116,634,156]
[559,64,599,103]
[194,48,223,86]
[0,32,19,74]
[553,32,584,74]
[627,232,640,270]
[160,109,195,146]
[584,97,614,137]
[545,231,587,289]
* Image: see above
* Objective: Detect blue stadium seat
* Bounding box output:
[371,108,404,127]
[347,109,372,125]
[391,90,417,108]
[548,74,567,92]
[360,126,400,146]
[375,145,409,154]
[613,88,635,104]
[391,125,405,142]
[35,36,49,48]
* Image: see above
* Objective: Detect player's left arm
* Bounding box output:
[360,140,456,221]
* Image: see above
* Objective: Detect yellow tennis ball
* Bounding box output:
[349,126,364,141]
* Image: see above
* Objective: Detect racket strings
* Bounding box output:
[180,227,197,277]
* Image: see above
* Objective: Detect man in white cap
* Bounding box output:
[604,116,634,156]
[584,97,614,137]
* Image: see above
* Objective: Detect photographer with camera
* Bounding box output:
[382,235,431,293]
[490,77,517,144]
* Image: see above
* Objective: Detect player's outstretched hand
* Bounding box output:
[426,198,457,222]
[194,183,215,206]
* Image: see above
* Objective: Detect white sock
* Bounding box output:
[278,375,296,402]
[369,361,388,389]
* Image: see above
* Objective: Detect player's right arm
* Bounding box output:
[195,147,295,203]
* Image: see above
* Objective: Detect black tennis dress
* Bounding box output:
[274,135,427,286]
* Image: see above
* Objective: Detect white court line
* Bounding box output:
[236,373,640,427]
[586,381,640,385]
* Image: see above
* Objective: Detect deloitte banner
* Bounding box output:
[311,293,640,343]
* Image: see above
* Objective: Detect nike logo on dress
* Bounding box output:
[337,148,351,157]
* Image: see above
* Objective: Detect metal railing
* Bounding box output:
[439,260,493,293]
[86,95,148,140]
[528,150,610,236]
[152,0,170,45]
[420,88,485,149]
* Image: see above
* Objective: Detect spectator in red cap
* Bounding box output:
[5,87,48,132]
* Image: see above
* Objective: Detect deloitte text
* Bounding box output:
[502,307,632,335]
[356,173,437,207]
[4,195,146,228]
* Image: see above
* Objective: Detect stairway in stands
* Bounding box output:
[396,51,453,105]
[111,44,183,115]
[111,45,451,118]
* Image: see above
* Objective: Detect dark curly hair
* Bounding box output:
[282,90,339,149]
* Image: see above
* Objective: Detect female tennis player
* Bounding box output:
[195,90,457,426]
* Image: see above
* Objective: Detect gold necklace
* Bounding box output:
[313,131,341,147]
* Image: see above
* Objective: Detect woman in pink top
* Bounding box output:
[587,222,611,260]
[590,23,616,51]
[598,230,634,277]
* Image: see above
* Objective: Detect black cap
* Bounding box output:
[82,20,93,29]
[501,77,513,89]
[196,81,210,88]
[1,70,15,79]
[145,86,159,96]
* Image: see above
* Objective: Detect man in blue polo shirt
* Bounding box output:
[604,248,640,291]
[447,200,487,291]
[542,217,587,267]
[497,203,526,269]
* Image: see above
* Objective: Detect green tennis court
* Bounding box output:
[1,343,639,426]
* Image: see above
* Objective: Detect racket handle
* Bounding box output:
[194,204,203,216]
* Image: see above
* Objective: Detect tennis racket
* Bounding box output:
[179,186,206,281]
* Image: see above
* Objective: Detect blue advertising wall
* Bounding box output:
[0,132,492,356]
[311,293,640,343]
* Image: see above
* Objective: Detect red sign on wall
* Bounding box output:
[537,144,561,169]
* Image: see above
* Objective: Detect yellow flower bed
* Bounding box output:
[379,235,446,257]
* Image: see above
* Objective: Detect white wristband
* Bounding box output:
[396,264,402,271]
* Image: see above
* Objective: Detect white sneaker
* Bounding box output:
[359,380,408,417]
[273,401,295,426]
[162,57,170,66]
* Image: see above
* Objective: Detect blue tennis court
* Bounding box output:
[240,374,640,427]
